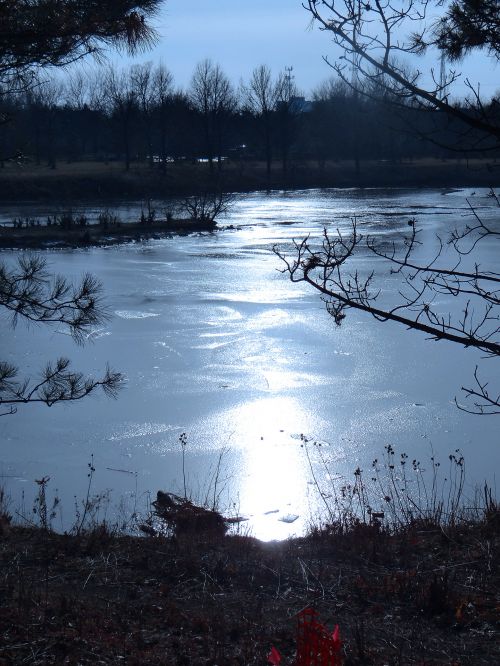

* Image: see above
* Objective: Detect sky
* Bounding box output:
[139,0,325,94]
[110,0,499,99]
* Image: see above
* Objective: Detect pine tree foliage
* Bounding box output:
[436,0,500,61]
[0,0,162,413]
[0,255,124,415]
[0,0,161,82]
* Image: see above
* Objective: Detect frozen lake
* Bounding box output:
[1,188,498,539]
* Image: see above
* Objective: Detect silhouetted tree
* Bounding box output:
[303,1,500,151]
[150,63,174,172]
[2,61,464,172]
[130,61,155,165]
[26,76,63,168]
[277,1,500,414]
[436,0,500,61]
[0,88,18,165]
[189,59,237,171]
[242,65,285,177]
[105,65,138,170]
[0,256,124,415]
[310,77,368,171]
[275,67,301,174]
[180,190,234,224]
[63,70,102,160]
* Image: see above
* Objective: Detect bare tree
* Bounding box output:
[189,59,237,171]
[275,66,301,174]
[130,61,155,166]
[25,75,64,168]
[242,65,285,177]
[86,69,108,115]
[150,63,174,172]
[311,76,368,173]
[303,1,500,151]
[105,65,138,170]
[276,1,500,414]
[65,69,93,110]
[62,69,98,159]
[276,204,500,414]
[180,190,234,225]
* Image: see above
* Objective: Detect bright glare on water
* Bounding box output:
[1,188,498,539]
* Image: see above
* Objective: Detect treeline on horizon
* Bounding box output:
[1,60,499,174]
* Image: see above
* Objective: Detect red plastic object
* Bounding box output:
[268,646,282,664]
[295,608,342,665]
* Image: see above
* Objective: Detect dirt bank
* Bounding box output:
[1,515,498,665]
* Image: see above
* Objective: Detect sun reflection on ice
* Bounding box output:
[226,396,314,541]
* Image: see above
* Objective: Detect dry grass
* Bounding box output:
[1,445,499,664]
[0,157,498,204]
[0,501,498,664]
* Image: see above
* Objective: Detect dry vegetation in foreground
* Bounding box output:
[0,486,499,665]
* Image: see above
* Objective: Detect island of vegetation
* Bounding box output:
[0,211,217,249]
[0,191,234,248]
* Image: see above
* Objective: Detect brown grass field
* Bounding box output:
[0,511,499,665]
[0,157,499,203]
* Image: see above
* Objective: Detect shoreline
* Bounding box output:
[0,158,499,204]
[1,162,497,248]
[1,513,498,664]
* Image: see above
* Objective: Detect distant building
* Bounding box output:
[289,96,313,113]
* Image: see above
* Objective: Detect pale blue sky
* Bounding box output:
[112,0,498,99]
[146,0,324,94]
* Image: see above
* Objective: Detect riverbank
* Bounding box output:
[0,158,499,202]
[1,509,499,665]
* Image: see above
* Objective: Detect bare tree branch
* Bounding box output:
[283,1,500,415]
[304,1,500,145]
[456,366,500,416]
[275,211,500,414]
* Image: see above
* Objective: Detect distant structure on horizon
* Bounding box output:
[289,96,313,113]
